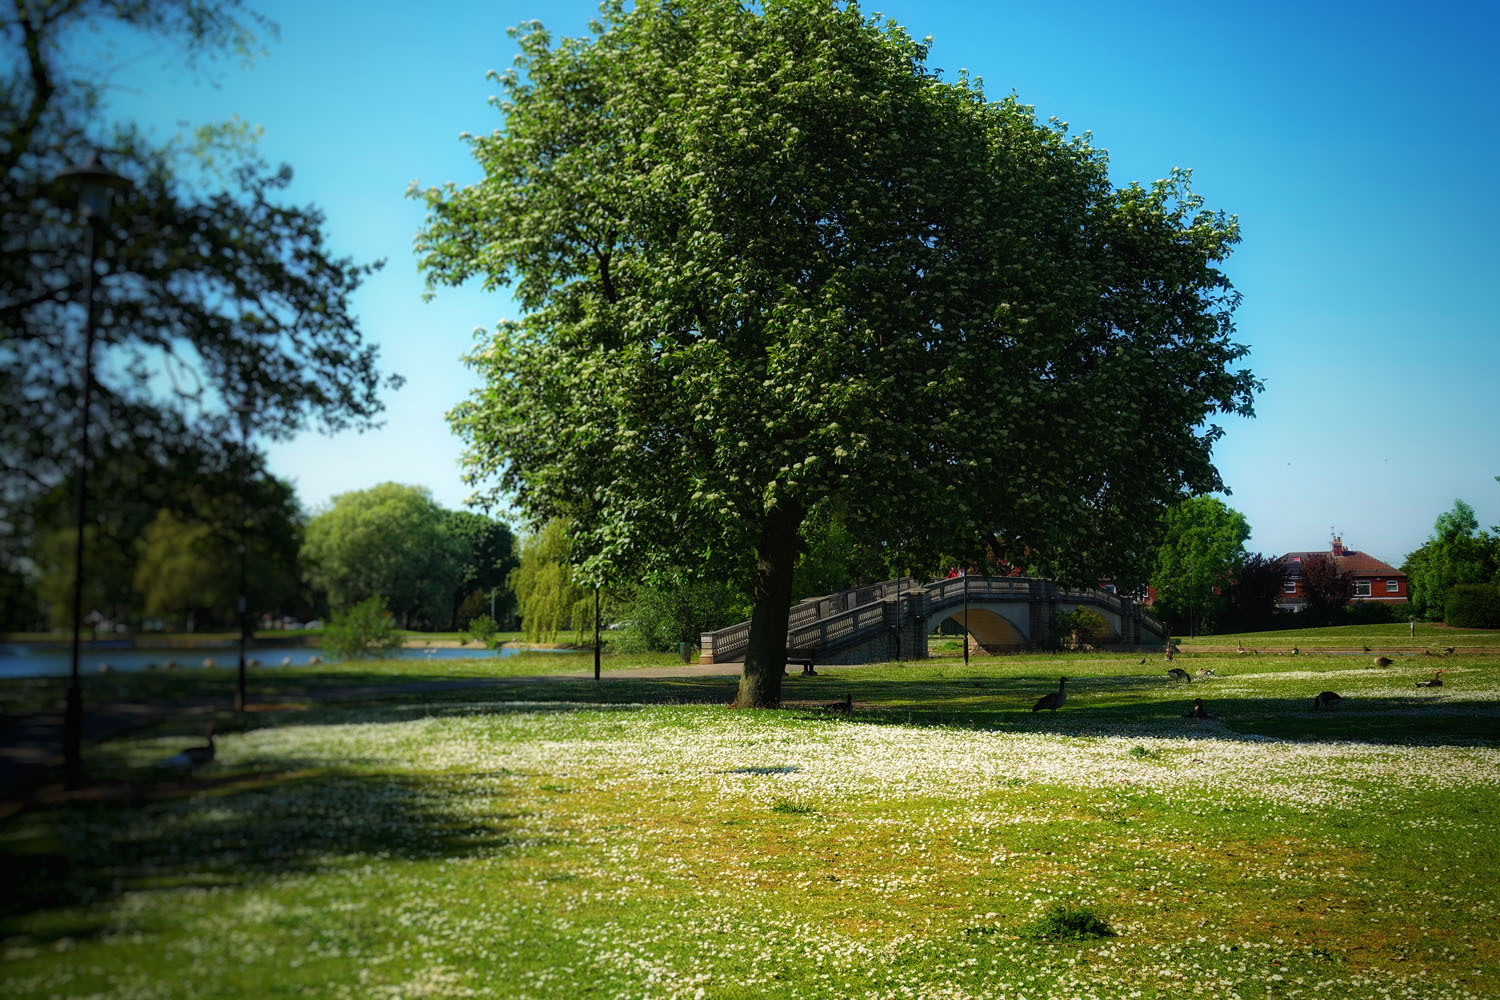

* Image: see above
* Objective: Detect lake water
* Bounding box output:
[0,642,531,679]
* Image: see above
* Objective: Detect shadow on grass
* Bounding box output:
[0,762,524,939]
[232,668,1500,749]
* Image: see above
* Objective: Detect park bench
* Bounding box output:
[785,647,817,676]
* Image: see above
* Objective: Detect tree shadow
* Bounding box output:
[0,756,526,939]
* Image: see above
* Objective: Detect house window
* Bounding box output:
[1283,580,1298,594]
[1387,579,1400,593]
[1354,580,1371,597]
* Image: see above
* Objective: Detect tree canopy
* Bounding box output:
[300,483,461,629]
[417,0,1257,706]
[1403,499,1499,620]
[1149,496,1250,634]
[1,0,397,580]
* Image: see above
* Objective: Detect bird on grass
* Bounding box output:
[1291,646,1300,656]
[1373,656,1394,668]
[1183,698,1216,720]
[1442,646,1456,656]
[1138,657,1147,666]
[1194,668,1216,679]
[1166,667,1191,683]
[1415,669,1445,688]
[1311,691,1342,710]
[1032,676,1067,712]
[155,724,216,780]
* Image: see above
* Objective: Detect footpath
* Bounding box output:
[0,664,746,814]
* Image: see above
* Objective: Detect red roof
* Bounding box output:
[1278,548,1405,578]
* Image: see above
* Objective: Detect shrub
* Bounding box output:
[1054,606,1112,649]
[466,612,501,649]
[1021,903,1115,941]
[322,596,404,660]
[1445,584,1500,628]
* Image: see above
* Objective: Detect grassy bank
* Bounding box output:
[0,650,692,717]
[3,647,1498,997]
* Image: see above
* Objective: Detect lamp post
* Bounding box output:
[234,400,254,712]
[54,152,132,790]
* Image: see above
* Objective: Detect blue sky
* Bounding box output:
[102,0,1499,567]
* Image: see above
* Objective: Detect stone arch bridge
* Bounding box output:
[700,576,1167,665]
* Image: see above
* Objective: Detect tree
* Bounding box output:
[300,483,461,629]
[131,470,303,630]
[1299,554,1353,622]
[441,510,519,630]
[1222,552,1285,632]
[418,0,1257,707]
[1,0,397,601]
[1149,497,1250,635]
[1403,500,1499,620]
[508,519,590,643]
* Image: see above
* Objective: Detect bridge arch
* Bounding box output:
[940,605,1028,651]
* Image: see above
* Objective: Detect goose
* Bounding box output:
[1183,698,1216,719]
[1291,646,1300,656]
[1373,656,1393,667]
[1442,646,1455,656]
[1415,669,1445,688]
[1032,676,1067,712]
[1236,639,1246,654]
[1166,667,1191,683]
[156,724,216,779]
[1311,691,1342,710]
[1194,668,1215,678]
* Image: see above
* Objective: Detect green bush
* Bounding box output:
[1054,606,1113,649]
[322,596,404,660]
[465,612,501,649]
[1341,601,1407,626]
[1445,584,1500,628]
[611,579,750,654]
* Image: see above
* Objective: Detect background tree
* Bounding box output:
[1222,552,1286,633]
[508,519,588,643]
[300,483,460,629]
[1403,500,1499,620]
[1299,554,1353,623]
[441,510,519,630]
[1149,497,1250,635]
[419,0,1256,707]
[131,471,304,630]
[1,0,396,615]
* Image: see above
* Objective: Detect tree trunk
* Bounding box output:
[733,500,805,709]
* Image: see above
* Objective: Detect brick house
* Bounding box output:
[1276,537,1408,611]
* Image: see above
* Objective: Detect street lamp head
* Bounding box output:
[54,151,133,224]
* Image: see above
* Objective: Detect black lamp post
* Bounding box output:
[54,152,132,790]
[234,400,254,712]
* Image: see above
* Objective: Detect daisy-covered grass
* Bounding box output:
[3,650,1499,998]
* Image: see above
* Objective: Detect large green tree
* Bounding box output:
[1149,496,1250,635]
[1,0,397,594]
[1403,500,1499,620]
[300,483,461,629]
[418,0,1257,707]
[441,509,519,630]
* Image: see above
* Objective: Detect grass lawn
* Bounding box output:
[3,647,1499,998]
[0,650,691,717]
[1178,622,1500,650]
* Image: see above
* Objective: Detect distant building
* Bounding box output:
[1276,536,1408,612]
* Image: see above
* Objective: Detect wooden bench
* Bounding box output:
[785,647,817,676]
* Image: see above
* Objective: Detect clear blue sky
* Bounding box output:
[103,0,1499,567]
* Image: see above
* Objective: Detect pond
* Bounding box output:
[0,641,531,679]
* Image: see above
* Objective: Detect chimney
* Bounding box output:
[1331,536,1345,557]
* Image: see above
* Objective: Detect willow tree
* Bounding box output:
[416,0,1257,708]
